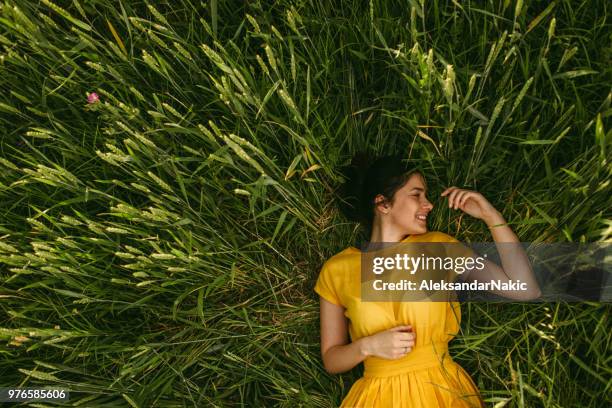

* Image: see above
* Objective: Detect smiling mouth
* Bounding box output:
[416,215,427,221]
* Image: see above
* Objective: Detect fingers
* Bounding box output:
[390,325,415,341]
[393,331,416,343]
[388,325,417,358]
[442,187,478,210]
[389,345,413,359]
[442,187,461,207]
[398,346,412,356]
[448,188,463,208]
[440,186,457,197]
[453,190,469,209]
[395,335,416,347]
[391,340,415,359]
[459,191,476,208]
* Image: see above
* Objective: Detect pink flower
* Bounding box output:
[87,92,99,104]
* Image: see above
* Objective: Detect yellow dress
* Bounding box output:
[314,231,484,408]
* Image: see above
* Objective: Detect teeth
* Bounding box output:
[417,215,426,220]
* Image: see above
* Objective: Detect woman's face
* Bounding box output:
[380,173,434,235]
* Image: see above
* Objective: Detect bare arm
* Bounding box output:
[463,211,542,300]
[442,187,542,300]
[319,297,367,374]
[319,297,415,374]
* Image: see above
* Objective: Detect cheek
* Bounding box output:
[401,198,420,211]
[391,199,419,220]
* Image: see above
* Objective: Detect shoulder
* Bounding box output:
[321,247,360,272]
[407,231,460,243]
[315,248,359,306]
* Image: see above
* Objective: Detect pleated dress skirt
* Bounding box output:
[339,342,483,407]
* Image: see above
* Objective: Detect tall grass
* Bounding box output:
[0,0,610,406]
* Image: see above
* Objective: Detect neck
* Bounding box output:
[369,220,410,243]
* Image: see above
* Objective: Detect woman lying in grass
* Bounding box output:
[314,154,541,407]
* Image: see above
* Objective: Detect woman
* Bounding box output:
[314,154,541,407]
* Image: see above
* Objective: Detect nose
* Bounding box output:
[422,197,433,211]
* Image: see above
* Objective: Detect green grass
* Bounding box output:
[0,0,610,406]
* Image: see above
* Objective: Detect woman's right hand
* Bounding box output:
[359,325,416,360]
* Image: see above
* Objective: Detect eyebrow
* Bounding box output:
[410,187,426,192]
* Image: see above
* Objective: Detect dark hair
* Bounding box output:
[337,153,422,233]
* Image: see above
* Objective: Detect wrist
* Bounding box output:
[357,337,371,358]
[484,210,506,228]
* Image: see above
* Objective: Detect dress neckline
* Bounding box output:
[349,231,435,252]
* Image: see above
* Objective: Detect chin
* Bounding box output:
[406,225,427,235]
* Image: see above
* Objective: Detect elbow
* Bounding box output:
[323,361,338,374]
[321,349,335,375]
[324,366,347,375]
[526,283,542,300]
[529,288,542,300]
[322,352,345,375]
[516,287,542,301]
[323,365,336,375]
[322,360,341,375]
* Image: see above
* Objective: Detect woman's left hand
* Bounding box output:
[441,187,502,224]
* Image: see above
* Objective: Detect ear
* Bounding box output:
[374,194,390,214]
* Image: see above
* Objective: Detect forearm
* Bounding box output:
[322,337,368,374]
[485,211,541,298]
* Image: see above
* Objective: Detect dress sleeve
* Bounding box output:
[314,261,343,306]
